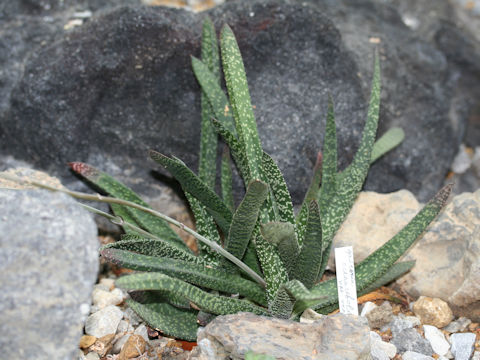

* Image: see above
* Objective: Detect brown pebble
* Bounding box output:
[79,335,96,349]
[412,296,453,328]
[88,333,115,357]
[118,334,146,359]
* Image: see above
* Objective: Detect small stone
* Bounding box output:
[402,351,435,360]
[370,331,397,360]
[450,332,476,360]
[300,308,325,323]
[85,305,123,338]
[99,278,115,290]
[443,317,471,333]
[123,307,142,326]
[422,325,450,356]
[472,350,480,360]
[118,334,147,359]
[451,144,472,174]
[391,328,433,356]
[117,320,132,334]
[84,352,100,360]
[383,314,421,336]
[112,334,130,354]
[79,335,97,349]
[412,297,453,328]
[88,334,115,357]
[366,301,393,329]
[360,301,378,317]
[92,287,124,309]
[134,323,149,342]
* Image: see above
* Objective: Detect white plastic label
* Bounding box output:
[335,246,358,315]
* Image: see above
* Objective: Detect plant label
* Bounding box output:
[335,246,358,315]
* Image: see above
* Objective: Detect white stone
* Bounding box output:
[134,323,149,342]
[451,144,472,174]
[84,305,123,338]
[402,351,434,360]
[361,301,378,317]
[116,319,132,334]
[124,307,142,326]
[84,352,100,360]
[423,325,450,356]
[472,350,480,360]
[92,287,124,309]
[300,308,325,323]
[112,333,130,354]
[99,278,115,290]
[450,333,476,360]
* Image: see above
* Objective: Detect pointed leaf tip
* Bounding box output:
[68,162,97,177]
[435,183,454,206]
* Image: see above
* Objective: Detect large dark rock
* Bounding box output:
[2,0,480,204]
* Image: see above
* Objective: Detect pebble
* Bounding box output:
[382,314,421,336]
[134,323,149,341]
[117,319,134,334]
[422,324,450,356]
[450,332,476,360]
[443,317,472,333]
[412,297,453,328]
[84,352,100,360]
[118,334,147,359]
[472,351,480,360]
[361,301,378,317]
[390,328,433,356]
[112,333,130,354]
[79,335,96,349]
[123,307,143,326]
[370,331,397,359]
[402,351,435,360]
[84,305,123,338]
[366,301,394,329]
[92,287,125,309]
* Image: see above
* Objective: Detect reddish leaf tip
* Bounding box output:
[68,162,97,178]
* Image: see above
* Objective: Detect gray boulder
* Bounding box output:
[191,312,371,359]
[2,0,479,204]
[0,187,99,360]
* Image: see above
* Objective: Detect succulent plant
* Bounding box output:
[8,19,451,341]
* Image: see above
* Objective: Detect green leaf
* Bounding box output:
[360,260,415,295]
[185,193,221,265]
[125,298,198,341]
[370,127,405,164]
[221,147,235,212]
[110,203,143,236]
[223,180,269,270]
[318,96,337,221]
[198,19,220,190]
[354,184,452,293]
[69,162,184,247]
[117,273,270,316]
[243,243,263,276]
[221,25,264,180]
[254,232,290,304]
[211,118,250,182]
[260,222,298,277]
[101,236,200,264]
[262,152,295,225]
[296,184,453,315]
[191,56,236,135]
[317,53,382,280]
[102,248,267,305]
[149,151,233,234]
[296,152,322,246]
[292,200,323,289]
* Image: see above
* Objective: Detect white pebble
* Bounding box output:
[84,352,100,360]
[134,323,149,342]
[112,333,130,354]
[85,305,123,338]
[423,325,450,356]
[92,288,124,309]
[402,351,434,360]
[450,333,476,360]
[361,301,378,317]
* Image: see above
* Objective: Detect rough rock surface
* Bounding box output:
[328,188,480,318]
[0,188,98,360]
[2,0,479,204]
[412,297,454,328]
[193,312,371,360]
